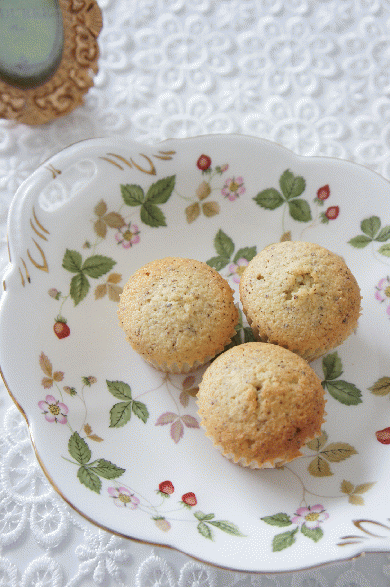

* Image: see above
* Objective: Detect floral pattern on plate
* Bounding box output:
[1,135,390,573]
[37,353,244,541]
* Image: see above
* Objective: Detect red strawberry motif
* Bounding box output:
[376,427,390,444]
[53,318,70,339]
[158,480,174,496]
[317,184,330,200]
[325,205,339,220]
[197,154,212,171]
[181,492,197,507]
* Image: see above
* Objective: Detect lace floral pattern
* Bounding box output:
[1,0,390,585]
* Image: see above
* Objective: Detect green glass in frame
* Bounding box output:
[0,0,64,89]
[0,0,102,125]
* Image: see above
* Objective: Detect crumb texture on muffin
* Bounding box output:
[197,342,326,468]
[117,257,239,373]
[239,241,361,362]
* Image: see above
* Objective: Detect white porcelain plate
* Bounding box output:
[1,135,390,573]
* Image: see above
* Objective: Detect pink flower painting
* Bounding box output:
[221,176,245,201]
[108,486,140,509]
[228,258,249,283]
[38,395,68,424]
[375,276,390,316]
[291,504,329,529]
[115,223,140,248]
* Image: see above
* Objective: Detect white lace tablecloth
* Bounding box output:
[1,0,390,585]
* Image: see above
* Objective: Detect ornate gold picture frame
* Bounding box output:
[0,0,102,125]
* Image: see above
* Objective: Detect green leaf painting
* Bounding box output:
[62,249,116,305]
[132,400,150,423]
[62,249,82,273]
[214,228,235,258]
[324,381,362,406]
[121,184,145,206]
[376,227,390,242]
[121,175,175,228]
[348,235,372,248]
[254,169,311,222]
[206,256,229,271]
[197,521,214,540]
[106,380,132,400]
[349,216,390,255]
[194,511,245,540]
[89,459,126,480]
[194,511,216,521]
[70,273,90,306]
[82,255,116,278]
[321,351,362,406]
[322,352,343,381]
[106,380,149,428]
[208,520,243,536]
[110,401,132,428]
[234,247,256,263]
[67,432,125,494]
[146,176,176,204]
[379,244,390,257]
[206,229,257,272]
[68,432,91,465]
[279,169,306,200]
[77,465,102,494]
[361,216,381,238]
[272,528,298,552]
[288,198,312,222]
[261,513,292,527]
[140,201,167,227]
[301,524,323,543]
[254,188,284,210]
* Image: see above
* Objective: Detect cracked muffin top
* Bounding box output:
[196,342,326,468]
[118,257,239,373]
[239,241,361,362]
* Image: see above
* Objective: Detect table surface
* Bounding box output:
[1,0,390,585]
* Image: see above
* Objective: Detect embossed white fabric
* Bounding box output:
[1,0,390,585]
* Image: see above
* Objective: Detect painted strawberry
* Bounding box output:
[158,480,174,497]
[153,517,171,532]
[325,205,339,220]
[53,317,70,339]
[181,492,197,507]
[197,154,212,171]
[317,184,330,200]
[376,427,390,444]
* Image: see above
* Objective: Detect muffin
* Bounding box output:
[117,257,239,373]
[197,342,326,468]
[239,241,361,362]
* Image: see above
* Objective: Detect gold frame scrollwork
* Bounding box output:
[0,0,102,126]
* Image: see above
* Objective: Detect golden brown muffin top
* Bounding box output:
[118,257,238,370]
[197,342,326,468]
[239,241,361,361]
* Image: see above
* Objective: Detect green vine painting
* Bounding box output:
[253,169,340,239]
[35,149,387,557]
[37,353,244,540]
